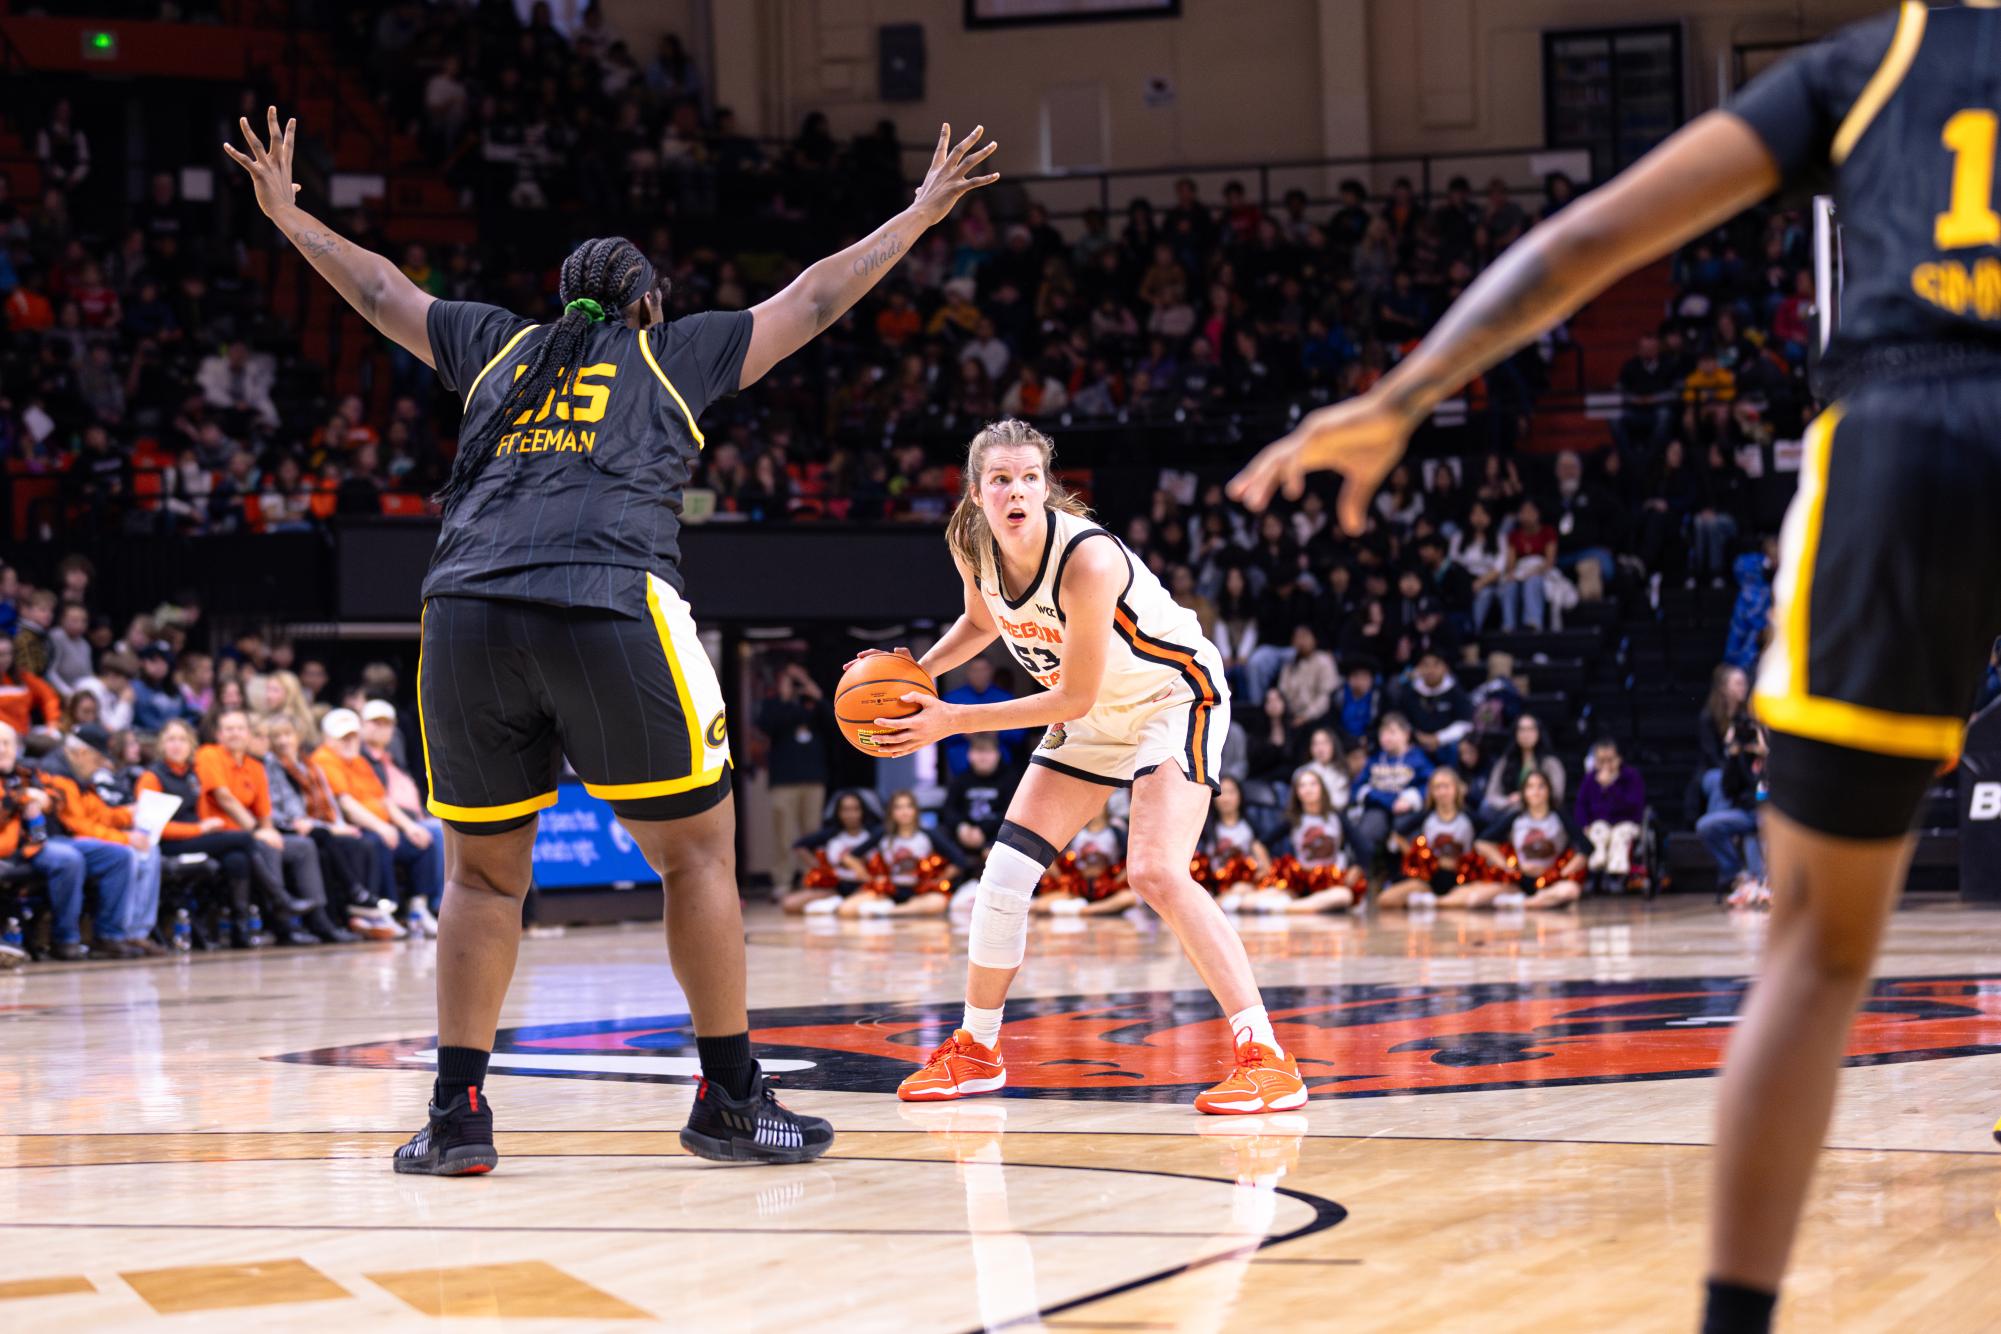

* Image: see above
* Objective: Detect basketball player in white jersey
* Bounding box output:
[862,419,1306,1114]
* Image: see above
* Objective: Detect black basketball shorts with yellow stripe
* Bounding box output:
[1753,372,2001,840]
[417,575,732,834]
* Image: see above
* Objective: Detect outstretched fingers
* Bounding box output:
[237,115,267,161]
[930,122,952,173]
[950,124,985,162]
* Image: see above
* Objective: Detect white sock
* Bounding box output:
[961,1002,1004,1050]
[1229,1003,1282,1055]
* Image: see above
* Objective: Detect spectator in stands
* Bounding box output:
[1331,657,1380,749]
[174,651,215,718]
[311,707,441,929]
[1480,712,1567,828]
[74,651,137,733]
[1695,664,1750,818]
[196,339,279,433]
[262,714,384,930]
[1392,649,1474,761]
[1701,718,1768,908]
[940,732,1018,865]
[756,660,832,890]
[940,656,1028,773]
[131,646,188,731]
[1211,566,1260,699]
[44,601,93,696]
[1576,738,1647,883]
[359,700,443,864]
[197,709,331,946]
[36,99,90,198]
[0,638,62,748]
[1546,451,1623,598]
[1349,712,1435,872]
[252,670,318,747]
[14,590,57,678]
[1691,442,1750,584]
[1723,550,1774,671]
[0,719,136,959]
[1295,725,1350,811]
[1502,498,1556,632]
[1274,624,1337,732]
[1613,334,1679,461]
[136,718,264,944]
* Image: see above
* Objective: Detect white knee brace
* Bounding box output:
[968,824,1054,970]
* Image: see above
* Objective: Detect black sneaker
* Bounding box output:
[680,1068,834,1165]
[393,1085,498,1176]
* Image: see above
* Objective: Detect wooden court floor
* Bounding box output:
[4,899,2000,1332]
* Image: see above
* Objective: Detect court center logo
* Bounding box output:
[274,973,2001,1101]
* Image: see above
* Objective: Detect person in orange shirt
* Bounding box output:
[3,271,55,332]
[197,709,336,945]
[0,638,62,747]
[137,718,265,948]
[0,721,135,960]
[311,708,441,926]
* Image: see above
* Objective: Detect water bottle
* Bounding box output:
[245,904,262,943]
[23,810,46,848]
[405,905,425,939]
[2,917,21,951]
[171,909,192,954]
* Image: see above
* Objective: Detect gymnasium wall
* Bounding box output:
[1364,0,1891,158]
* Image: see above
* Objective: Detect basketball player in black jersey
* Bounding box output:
[227,107,997,1169]
[1232,5,2001,1328]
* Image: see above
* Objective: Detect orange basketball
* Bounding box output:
[834,654,936,754]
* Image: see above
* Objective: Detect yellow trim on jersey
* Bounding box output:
[646,574,708,777]
[582,767,727,801]
[1751,407,1964,761]
[428,790,561,822]
[636,328,706,447]
[1831,1,1927,166]
[415,601,438,798]
[462,323,540,408]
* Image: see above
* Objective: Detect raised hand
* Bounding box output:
[910,123,999,227]
[1226,392,1411,530]
[222,105,300,218]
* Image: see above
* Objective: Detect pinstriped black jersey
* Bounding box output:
[419,300,752,617]
[1729,1,2001,355]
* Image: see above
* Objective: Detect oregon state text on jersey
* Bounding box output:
[979,509,1228,790]
[978,509,1220,716]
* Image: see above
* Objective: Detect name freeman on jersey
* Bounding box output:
[492,361,617,459]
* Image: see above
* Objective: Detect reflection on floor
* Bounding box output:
[4,899,1999,1331]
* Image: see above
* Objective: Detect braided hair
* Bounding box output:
[434,236,657,512]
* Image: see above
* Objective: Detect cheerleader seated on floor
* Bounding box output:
[1253,769,1366,914]
[1203,776,1272,911]
[840,790,961,918]
[1451,770,1586,910]
[785,791,877,914]
[1034,810,1137,916]
[1377,767,1484,910]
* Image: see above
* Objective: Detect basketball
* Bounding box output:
[833,654,936,754]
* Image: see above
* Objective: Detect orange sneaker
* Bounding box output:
[1193,1041,1308,1115]
[896,1029,1007,1102]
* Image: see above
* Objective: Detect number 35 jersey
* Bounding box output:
[977,508,1226,730]
[420,300,752,617]
[1728,1,2001,356]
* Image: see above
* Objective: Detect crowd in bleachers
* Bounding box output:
[0,555,451,966]
[2,3,1858,959]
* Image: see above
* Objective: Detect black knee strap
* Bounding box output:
[995,820,1058,869]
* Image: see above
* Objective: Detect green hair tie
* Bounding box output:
[564,297,607,322]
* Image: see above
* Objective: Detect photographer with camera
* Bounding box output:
[1699,715,1768,909]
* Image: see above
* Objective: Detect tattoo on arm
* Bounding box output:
[291,228,344,259]
[851,233,904,277]
[1383,245,1560,421]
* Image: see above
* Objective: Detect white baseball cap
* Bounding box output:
[321,708,361,738]
[361,699,398,723]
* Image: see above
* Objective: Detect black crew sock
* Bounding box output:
[697,1032,757,1100]
[1701,1279,1776,1334]
[435,1046,491,1106]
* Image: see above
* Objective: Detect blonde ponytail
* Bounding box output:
[945,418,1089,587]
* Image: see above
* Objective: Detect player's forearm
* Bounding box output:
[944,684,1093,735]
[917,617,997,681]
[788,206,932,337]
[267,203,410,328]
